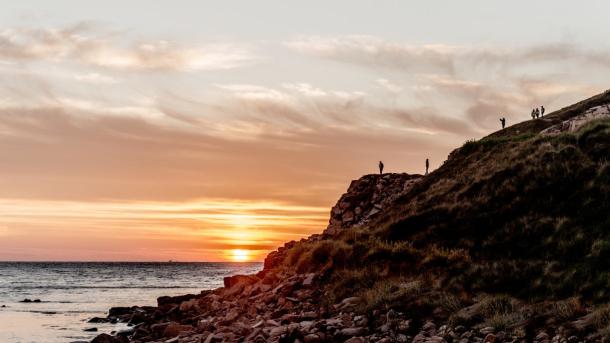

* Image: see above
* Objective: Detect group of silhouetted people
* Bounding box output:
[531,105,545,119]
[499,105,547,130]
[379,104,549,176]
[378,158,430,175]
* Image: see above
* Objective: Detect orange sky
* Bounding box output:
[1,1,609,261]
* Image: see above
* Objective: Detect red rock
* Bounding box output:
[162,323,193,338]
[339,327,367,337]
[224,274,259,288]
[344,337,365,343]
[302,273,316,287]
[269,326,287,337]
[484,333,497,343]
[304,333,321,343]
[157,294,197,306]
[150,322,169,333]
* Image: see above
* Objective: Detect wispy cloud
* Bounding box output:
[0,91,460,206]
[214,82,472,135]
[73,72,118,84]
[0,23,258,71]
[286,35,457,73]
[376,78,403,93]
[287,35,610,73]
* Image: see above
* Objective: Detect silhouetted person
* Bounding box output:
[531,109,536,120]
[379,161,384,175]
[535,108,540,118]
[500,117,506,129]
[541,105,545,116]
[425,158,429,175]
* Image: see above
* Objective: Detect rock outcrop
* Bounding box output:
[323,173,421,236]
[541,104,610,135]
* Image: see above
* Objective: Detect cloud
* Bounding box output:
[282,83,327,97]
[0,24,257,71]
[286,35,610,78]
[286,35,456,73]
[73,72,118,84]
[216,84,294,103]
[0,85,464,208]
[214,82,473,136]
[376,78,403,93]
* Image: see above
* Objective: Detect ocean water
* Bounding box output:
[0,262,262,343]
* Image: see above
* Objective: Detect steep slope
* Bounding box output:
[92,91,610,343]
[266,90,610,340]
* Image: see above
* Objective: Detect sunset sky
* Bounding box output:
[1,0,610,261]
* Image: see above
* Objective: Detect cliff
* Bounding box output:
[92,90,610,343]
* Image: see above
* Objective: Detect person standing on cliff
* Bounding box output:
[425,158,430,175]
[531,109,536,120]
[535,108,540,118]
[379,161,384,175]
[541,105,545,116]
[500,117,506,129]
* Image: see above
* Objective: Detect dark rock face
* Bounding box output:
[88,317,110,323]
[324,173,422,236]
[156,294,197,307]
[108,307,133,317]
[19,298,41,303]
[223,274,259,288]
[91,333,126,343]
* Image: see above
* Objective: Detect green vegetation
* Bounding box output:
[272,109,610,336]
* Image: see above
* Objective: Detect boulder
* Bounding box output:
[163,323,193,338]
[108,306,132,317]
[91,333,125,343]
[304,334,321,343]
[179,298,199,312]
[88,317,109,323]
[483,333,497,343]
[223,274,259,288]
[339,327,367,338]
[302,273,316,287]
[269,326,287,337]
[157,294,197,306]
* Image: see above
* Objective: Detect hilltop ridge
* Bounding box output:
[93,90,610,343]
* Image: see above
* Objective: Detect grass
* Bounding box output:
[269,110,610,336]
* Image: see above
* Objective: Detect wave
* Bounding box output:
[2,285,207,290]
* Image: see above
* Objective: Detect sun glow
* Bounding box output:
[231,249,250,262]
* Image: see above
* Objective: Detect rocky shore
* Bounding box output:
[90,263,605,343]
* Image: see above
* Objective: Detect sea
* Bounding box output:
[0,262,262,343]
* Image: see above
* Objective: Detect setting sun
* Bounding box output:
[231,249,250,262]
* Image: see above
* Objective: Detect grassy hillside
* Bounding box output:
[271,91,610,337]
[92,91,610,343]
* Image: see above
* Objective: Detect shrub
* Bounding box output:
[480,295,519,317]
[592,304,610,328]
[550,297,585,321]
[484,312,525,331]
[359,278,424,313]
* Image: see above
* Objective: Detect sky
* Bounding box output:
[1,1,609,261]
